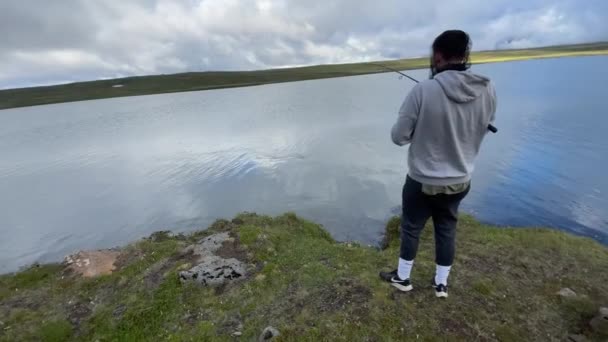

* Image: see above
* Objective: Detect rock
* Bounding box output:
[66,301,93,325]
[179,255,245,287]
[179,232,246,287]
[177,263,191,271]
[233,331,242,337]
[182,232,232,261]
[64,250,121,278]
[259,326,280,341]
[589,307,608,335]
[568,334,587,342]
[557,288,577,298]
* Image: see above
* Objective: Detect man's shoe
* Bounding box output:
[379,269,413,292]
[431,279,448,298]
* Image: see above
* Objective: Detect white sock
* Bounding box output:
[435,265,452,286]
[397,258,414,280]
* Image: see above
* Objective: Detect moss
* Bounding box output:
[147,231,175,243]
[0,264,62,300]
[494,324,521,342]
[1,213,607,341]
[382,215,401,249]
[472,279,495,296]
[38,320,73,342]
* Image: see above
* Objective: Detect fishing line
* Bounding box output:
[370,62,497,133]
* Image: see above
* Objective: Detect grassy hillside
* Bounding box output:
[1,42,607,110]
[1,213,607,341]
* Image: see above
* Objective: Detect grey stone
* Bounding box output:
[557,288,577,298]
[568,334,587,342]
[259,326,280,341]
[589,307,608,334]
[179,255,245,287]
[179,232,245,287]
[182,232,231,261]
[233,331,242,337]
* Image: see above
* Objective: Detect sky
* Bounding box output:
[1,0,607,88]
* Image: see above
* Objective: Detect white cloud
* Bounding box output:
[0,0,606,88]
[12,49,113,70]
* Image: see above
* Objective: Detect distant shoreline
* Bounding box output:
[1,42,607,110]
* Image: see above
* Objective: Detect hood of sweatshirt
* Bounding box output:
[434,70,491,103]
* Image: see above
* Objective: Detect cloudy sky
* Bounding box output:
[2,0,607,88]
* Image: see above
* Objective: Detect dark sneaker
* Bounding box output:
[379,269,413,292]
[431,279,448,298]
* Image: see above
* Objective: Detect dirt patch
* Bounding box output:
[215,232,248,262]
[143,251,200,290]
[143,259,172,290]
[315,278,372,317]
[0,287,47,312]
[253,278,372,324]
[65,250,121,278]
[65,300,92,327]
[217,314,243,336]
[438,317,480,340]
[114,248,145,271]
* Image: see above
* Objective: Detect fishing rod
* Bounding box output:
[370,63,498,133]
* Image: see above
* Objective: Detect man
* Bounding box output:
[380,30,497,298]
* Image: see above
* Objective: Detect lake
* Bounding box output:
[1,56,607,273]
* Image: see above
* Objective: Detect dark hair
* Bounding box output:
[429,30,472,77]
[432,30,472,62]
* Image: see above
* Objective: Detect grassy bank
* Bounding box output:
[1,213,607,341]
[1,42,607,110]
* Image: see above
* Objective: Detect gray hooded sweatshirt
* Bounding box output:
[391,70,497,186]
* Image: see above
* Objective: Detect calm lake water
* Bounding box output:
[1,56,607,273]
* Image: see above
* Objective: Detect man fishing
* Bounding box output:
[380,30,497,298]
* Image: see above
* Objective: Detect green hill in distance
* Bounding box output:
[1,42,607,110]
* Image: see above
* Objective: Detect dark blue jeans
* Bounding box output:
[400,176,470,266]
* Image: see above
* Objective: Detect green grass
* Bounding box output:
[38,320,73,342]
[1,212,607,341]
[1,42,607,110]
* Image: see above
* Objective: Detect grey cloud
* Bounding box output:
[0,1,98,51]
[1,0,607,88]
